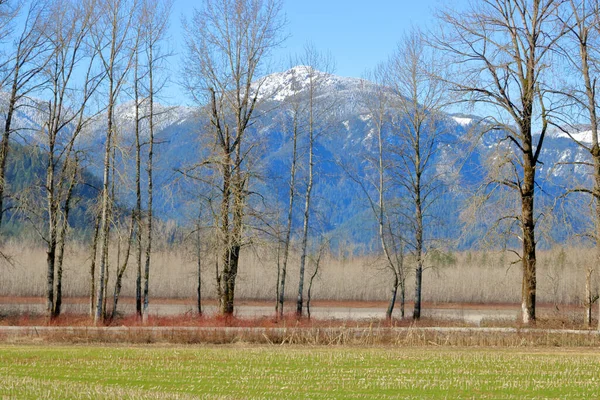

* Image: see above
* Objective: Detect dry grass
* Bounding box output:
[1,324,599,347]
[0,240,596,306]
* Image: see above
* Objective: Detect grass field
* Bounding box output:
[1,345,599,399]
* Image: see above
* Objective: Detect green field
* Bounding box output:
[1,345,599,399]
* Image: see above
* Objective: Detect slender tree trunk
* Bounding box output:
[52,155,78,318]
[386,275,398,320]
[196,217,202,315]
[111,215,135,320]
[89,213,100,317]
[142,135,153,323]
[142,46,155,323]
[45,139,57,319]
[306,244,323,320]
[102,257,109,318]
[585,266,594,327]
[95,92,113,325]
[296,173,312,316]
[278,114,298,317]
[596,153,600,330]
[400,283,405,319]
[275,240,280,314]
[134,47,143,318]
[413,153,424,320]
[591,86,600,330]
[297,94,315,317]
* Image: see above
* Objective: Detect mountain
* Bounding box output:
[1,67,595,249]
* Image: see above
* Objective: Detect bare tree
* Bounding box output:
[436,0,566,324]
[91,0,137,324]
[385,30,449,320]
[39,0,102,319]
[132,7,144,318]
[275,54,335,318]
[183,0,285,315]
[140,0,171,323]
[343,63,409,319]
[293,47,335,318]
[275,67,301,318]
[550,0,600,328]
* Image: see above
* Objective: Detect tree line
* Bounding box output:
[1,0,600,329]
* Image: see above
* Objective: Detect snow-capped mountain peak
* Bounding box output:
[255,66,369,102]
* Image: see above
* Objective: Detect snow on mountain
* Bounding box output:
[452,116,473,126]
[2,68,597,247]
[551,129,594,145]
[256,66,370,103]
[82,101,197,143]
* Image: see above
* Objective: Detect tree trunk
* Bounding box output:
[46,243,56,318]
[220,245,240,314]
[275,241,280,314]
[521,152,536,324]
[386,274,399,320]
[400,283,405,319]
[134,46,143,318]
[297,118,314,317]
[89,213,100,317]
[594,148,600,331]
[220,165,243,316]
[95,76,114,325]
[196,218,202,315]
[413,264,423,319]
[111,215,135,320]
[585,266,594,327]
[278,110,299,318]
[142,83,154,324]
[52,155,78,318]
[45,140,57,319]
[306,248,322,320]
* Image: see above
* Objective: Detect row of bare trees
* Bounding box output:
[271,0,600,326]
[89,0,171,324]
[0,0,171,322]
[4,0,600,329]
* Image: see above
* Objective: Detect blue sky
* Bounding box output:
[166,0,463,103]
[273,0,450,77]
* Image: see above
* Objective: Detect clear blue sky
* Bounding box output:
[167,0,461,103]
